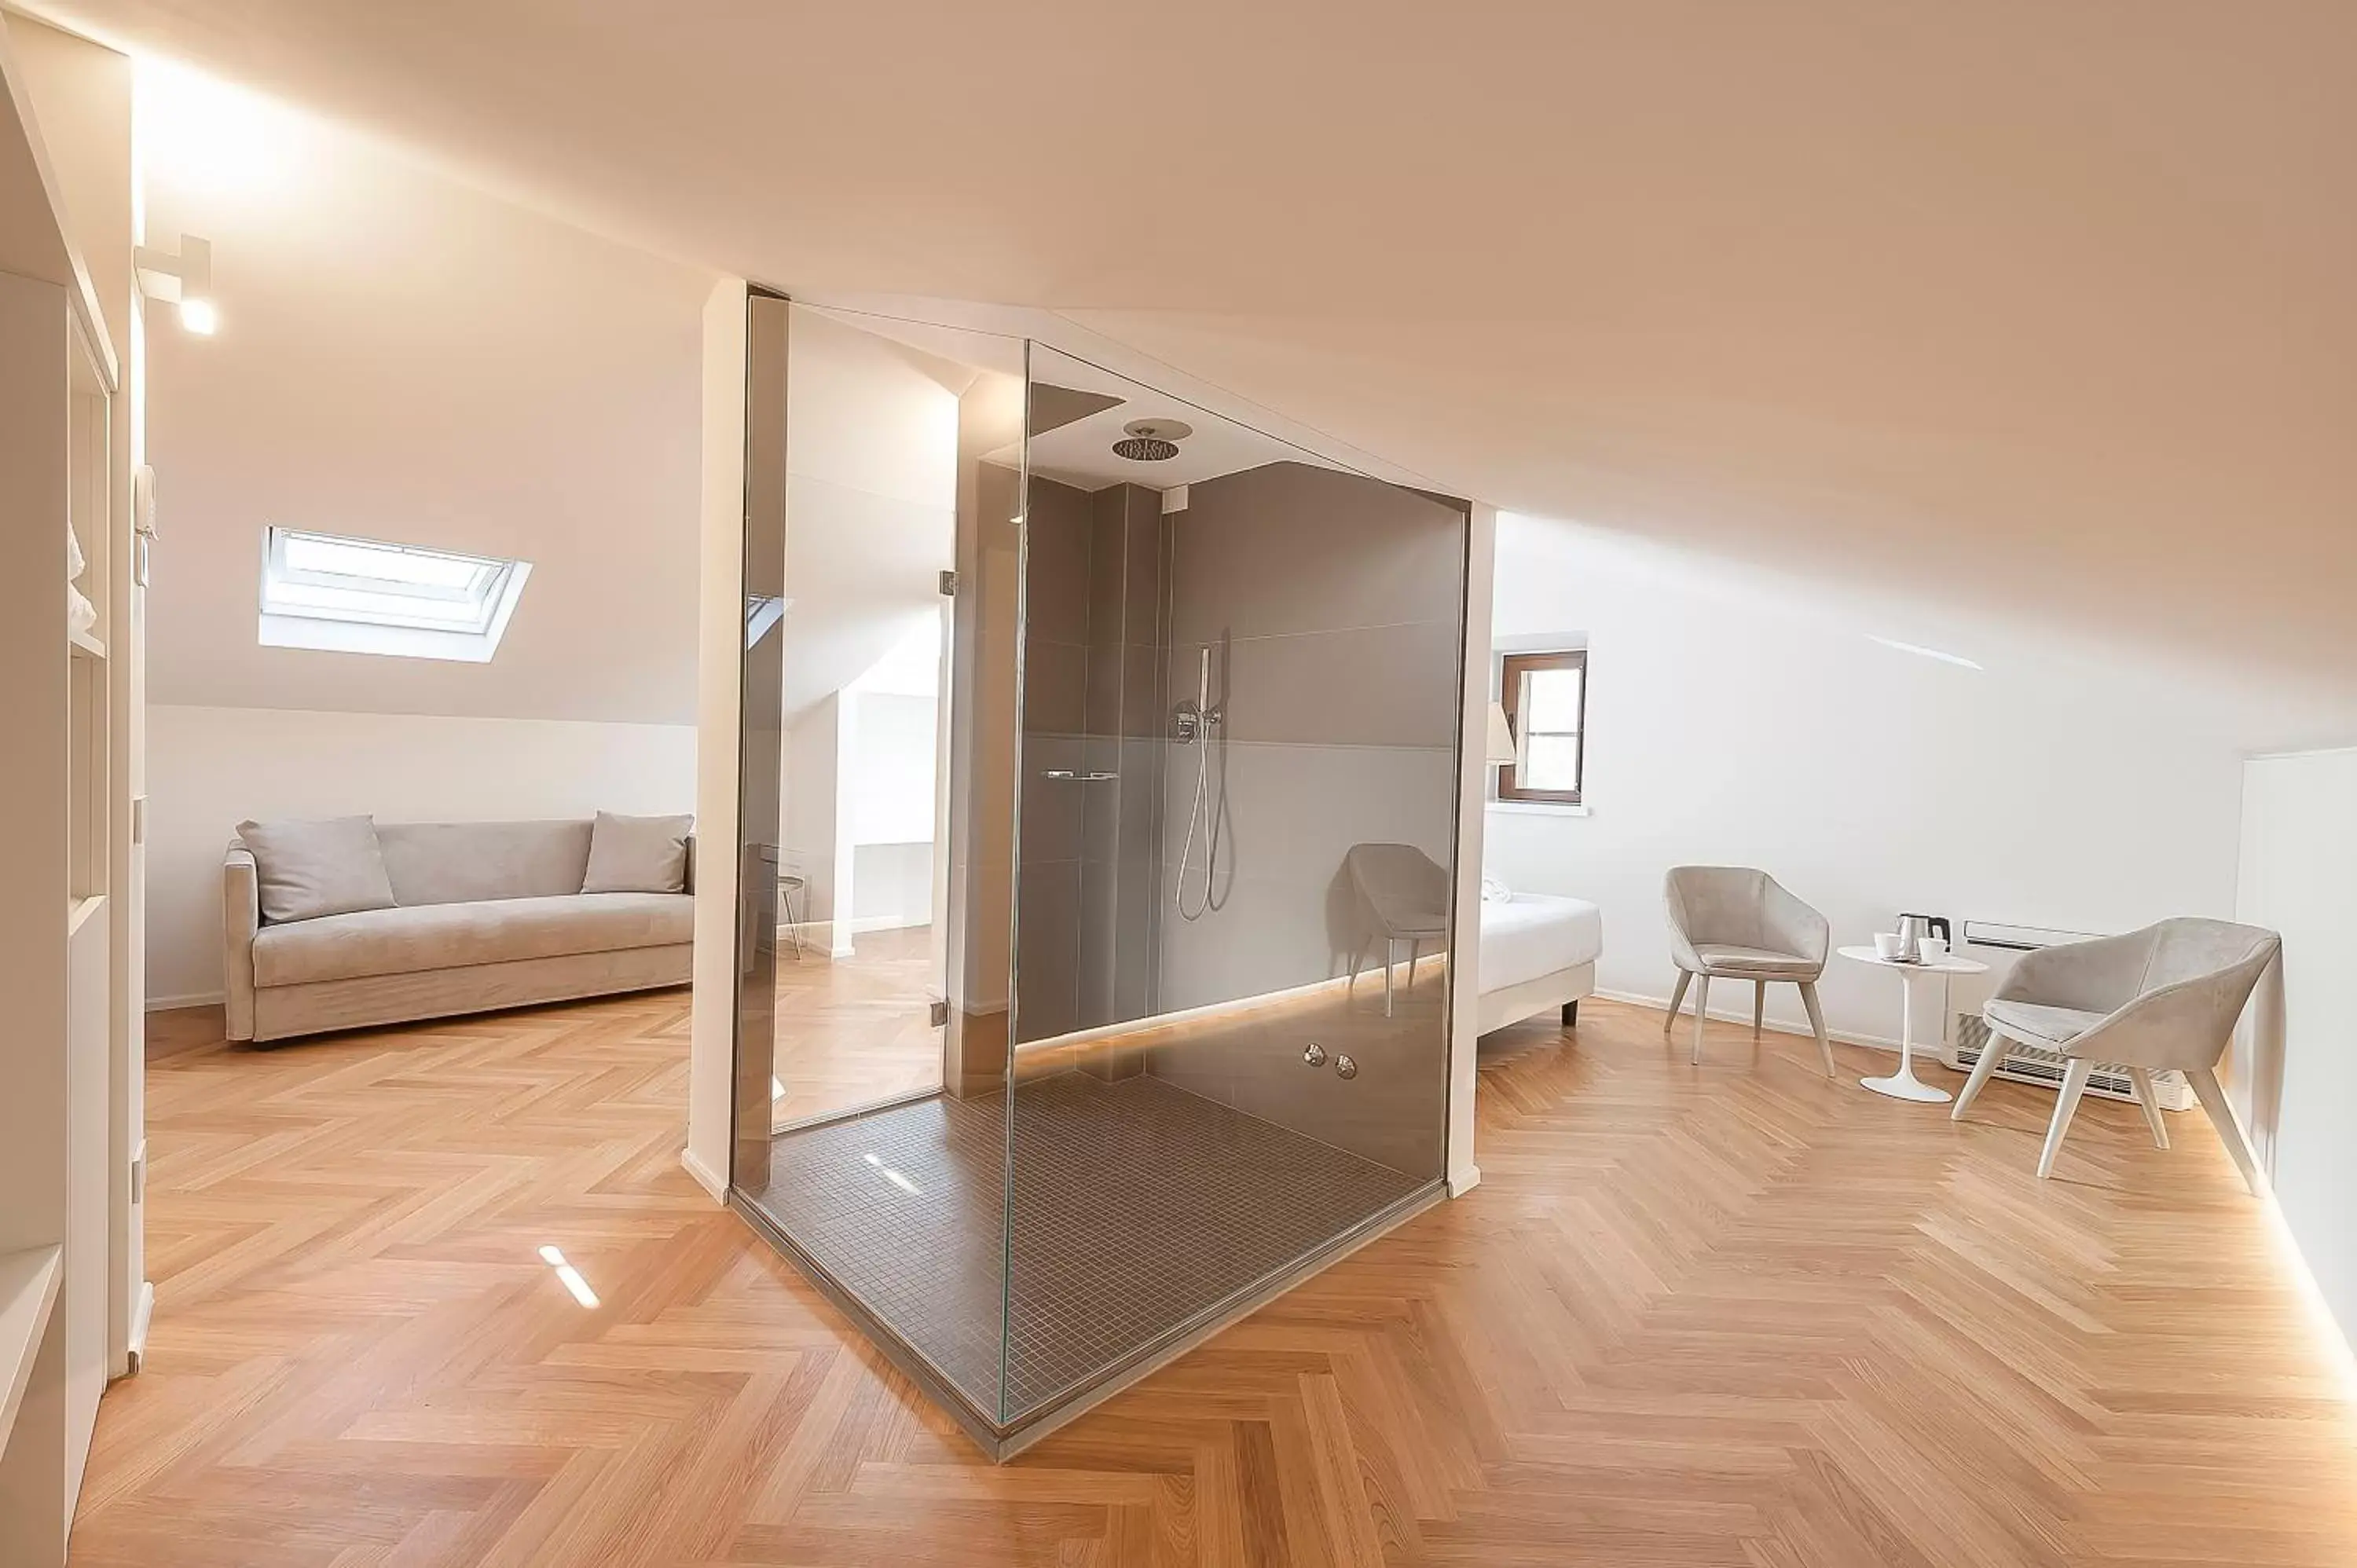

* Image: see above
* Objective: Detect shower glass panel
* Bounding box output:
[729,310,1469,1454]
[998,346,1468,1429]
[731,299,1031,1429]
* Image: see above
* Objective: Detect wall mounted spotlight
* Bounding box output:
[134,234,218,335]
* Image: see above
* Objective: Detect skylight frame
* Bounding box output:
[258,526,532,662]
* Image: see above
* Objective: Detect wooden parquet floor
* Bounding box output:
[771,926,941,1128]
[73,995,2357,1566]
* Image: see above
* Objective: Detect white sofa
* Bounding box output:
[224,818,694,1043]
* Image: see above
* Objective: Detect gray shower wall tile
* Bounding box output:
[1024,476,1094,647]
[1084,643,1124,738]
[1167,462,1465,646]
[1171,620,1461,751]
[1122,490,1163,640]
[1023,637,1088,737]
[1014,856,1083,1045]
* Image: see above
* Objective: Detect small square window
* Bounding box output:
[258,527,531,661]
[1497,649,1586,804]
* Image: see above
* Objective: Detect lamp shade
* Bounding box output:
[1485,702,1517,766]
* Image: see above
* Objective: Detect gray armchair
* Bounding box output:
[1662,866,1835,1075]
[1344,843,1450,1017]
[1952,918,2278,1191]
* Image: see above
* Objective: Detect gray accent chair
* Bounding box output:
[1662,866,1835,1075]
[1952,918,2279,1191]
[1344,843,1450,1017]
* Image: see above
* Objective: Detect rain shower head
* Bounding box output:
[1114,418,1192,463]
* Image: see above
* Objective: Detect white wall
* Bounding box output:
[2234,746,2357,1354]
[139,62,710,726]
[148,705,695,1004]
[849,691,938,846]
[1486,515,2257,1045]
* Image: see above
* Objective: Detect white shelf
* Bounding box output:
[0,1245,63,1446]
[68,893,105,935]
[67,627,106,660]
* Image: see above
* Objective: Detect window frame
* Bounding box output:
[257,526,533,664]
[1497,648,1587,805]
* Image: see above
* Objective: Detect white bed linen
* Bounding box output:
[1479,892,1603,993]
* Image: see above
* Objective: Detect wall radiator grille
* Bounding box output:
[1950,1013,2194,1112]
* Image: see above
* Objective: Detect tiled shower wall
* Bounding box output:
[1015,478,1165,1045]
[1149,462,1467,1174]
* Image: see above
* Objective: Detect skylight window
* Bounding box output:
[258,526,531,661]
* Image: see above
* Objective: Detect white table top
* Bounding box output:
[1837,943,1988,976]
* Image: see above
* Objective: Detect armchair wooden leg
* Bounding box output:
[1691,975,1713,1064]
[2188,1066,2265,1197]
[1664,971,1692,1035]
[1952,1030,2010,1121]
[2037,1058,2096,1179]
[1752,981,1765,1041]
[1798,981,1835,1079]
[2127,1067,2169,1150]
[1384,939,1396,1018]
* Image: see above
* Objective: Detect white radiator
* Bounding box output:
[1941,920,2194,1112]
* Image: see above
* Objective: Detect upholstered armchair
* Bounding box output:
[1952,918,2279,1191]
[1662,866,1835,1075]
[1344,843,1450,1017]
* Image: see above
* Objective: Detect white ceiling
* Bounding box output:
[35,0,2357,741]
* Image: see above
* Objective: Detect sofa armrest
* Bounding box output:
[224,842,260,1041]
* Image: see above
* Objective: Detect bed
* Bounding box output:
[1477,891,1603,1034]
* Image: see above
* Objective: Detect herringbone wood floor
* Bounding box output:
[74,993,2357,1565]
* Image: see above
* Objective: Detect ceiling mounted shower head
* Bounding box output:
[1115,417,1192,462]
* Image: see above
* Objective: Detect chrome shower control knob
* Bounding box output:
[1302,1042,1327,1068]
[1333,1054,1358,1079]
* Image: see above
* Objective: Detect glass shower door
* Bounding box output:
[995,345,1468,1432]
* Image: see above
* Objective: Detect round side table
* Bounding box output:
[1835,945,1989,1103]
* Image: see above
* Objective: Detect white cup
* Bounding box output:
[1919,936,1948,962]
[1873,932,1903,960]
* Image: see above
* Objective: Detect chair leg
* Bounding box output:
[2188,1066,2266,1197]
[1690,975,1713,1064]
[1406,940,1420,991]
[2128,1067,2170,1150]
[1752,981,1765,1041]
[1952,1029,2010,1120]
[1798,980,1835,1079]
[1347,939,1368,992]
[2037,1058,2096,1180]
[1664,971,1692,1035]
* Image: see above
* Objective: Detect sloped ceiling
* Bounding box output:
[135,60,710,724]
[32,0,2357,740]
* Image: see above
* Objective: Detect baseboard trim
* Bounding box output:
[124,1280,155,1374]
[679,1146,727,1203]
[147,991,225,1012]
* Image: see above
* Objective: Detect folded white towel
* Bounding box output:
[1481,876,1514,904]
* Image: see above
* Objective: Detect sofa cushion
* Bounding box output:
[376,820,594,907]
[252,892,692,988]
[582,811,694,894]
[236,816,398,924]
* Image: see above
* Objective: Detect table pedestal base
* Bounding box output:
[1860,1068,1951,1104]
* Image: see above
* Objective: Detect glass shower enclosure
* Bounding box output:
[728,297,1472,1456]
